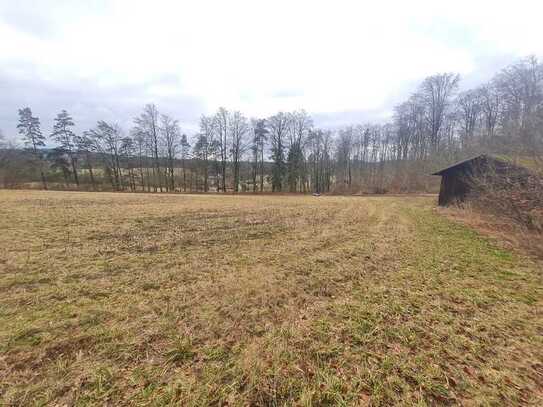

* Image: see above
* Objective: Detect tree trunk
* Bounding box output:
[222,160,226,193]
[260,147,264,192]
[70,155,79,187]
[204,161,208,192]
[182,159,187,192]
[87,155,96,191]
[40,169,47,190]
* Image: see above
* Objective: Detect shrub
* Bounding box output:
[468,167,543,232]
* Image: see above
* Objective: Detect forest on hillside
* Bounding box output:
[1,56,542,194]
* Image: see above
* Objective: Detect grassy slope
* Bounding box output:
[0,191,541,406]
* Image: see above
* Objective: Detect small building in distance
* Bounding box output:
[432,154,533,206]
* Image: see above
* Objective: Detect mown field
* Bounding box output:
[0,190,542,406]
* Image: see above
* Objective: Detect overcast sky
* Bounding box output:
[1,0,543,139]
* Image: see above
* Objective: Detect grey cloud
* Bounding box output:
[460,53,519,89]
[310,55,523,130]
[0,2,109,39]
[0,68,205,141]
[272,89,305,98]
[312,109,391,129]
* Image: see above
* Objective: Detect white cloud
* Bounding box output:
[1,0,543,135]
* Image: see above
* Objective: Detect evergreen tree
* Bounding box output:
[268,113,289,192]
[17,107,47,189]
[180,134,191,192]
[51,110,79,186]
[253,119,268,192]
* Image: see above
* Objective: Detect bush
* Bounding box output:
[468,168,543,232]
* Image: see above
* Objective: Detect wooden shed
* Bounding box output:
[432,154,530,206]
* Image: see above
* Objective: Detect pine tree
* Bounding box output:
[51,110,79,186]
[17,107,47,189]
[180,134,191,192]
[253,119,268,192]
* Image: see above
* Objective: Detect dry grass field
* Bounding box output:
[1,190,542,406]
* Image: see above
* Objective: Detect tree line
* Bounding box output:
[1,56,542,193]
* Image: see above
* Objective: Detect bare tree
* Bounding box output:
[229,111,249,192]
[287,110,312,192]
[86,121,123,190]
[160,114,180,192]
[307,129,333,193]
[250,119,268,192]
[456,90,481,150]
[494,56,543,156]
[420,73,460,153]
[120,136,137,191]
[268,112,289,191]
[477,84,501,143]
[196,115,216,192]
[74,133,97,190]
[336,126,354,190]
[192,134,209,192]
[179,134,191,192]
[134,104,163,192]
[130,128,149,192]
[214,107,229,192]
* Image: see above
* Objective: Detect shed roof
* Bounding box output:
[431,154,492,176]
[432,154,538,176]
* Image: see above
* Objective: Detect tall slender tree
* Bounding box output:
[268,112,289,192]
[179,134,191,192]
[252,119,268,192]
[287,110,312,192]
[74,133,97,190]
[419,73,460,153]
[214,107,229,192]
[160,114,180,192]
[120,136,137,191]
[17,107,47,189]
[86,121,123,190]
[336,126,354,190]
[130,128,148,191]
[229,111,249,192]
[51,110,79,186]
[134,104,162,192]
[456,90,481,150]
[197,115,217,192]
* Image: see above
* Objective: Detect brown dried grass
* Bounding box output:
[1,190,542,406]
